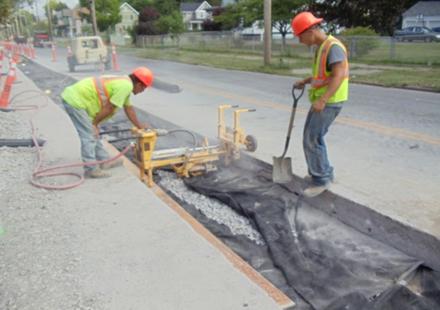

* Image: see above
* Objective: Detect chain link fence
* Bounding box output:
[136,32,440,65]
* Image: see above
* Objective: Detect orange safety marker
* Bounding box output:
[111,44,120,71]
[13,49,20,65]
[0,47,3,74]
[0,58,17,108]
[26,44,31,57]
[31,43,36,59]
[9,55,17,83]
[51,43,57,62]
[0,48,3,88]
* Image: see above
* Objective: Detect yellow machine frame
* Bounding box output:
[132,105,256,187]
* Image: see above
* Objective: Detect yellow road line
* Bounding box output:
[183,82,440,146]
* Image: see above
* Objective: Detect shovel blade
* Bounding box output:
[272,156,294,183]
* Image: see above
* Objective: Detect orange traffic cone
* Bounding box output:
[31,43,36,59]
[0,59,16,108]
[111,44,120,71]
[0,48,3,87]
[51,43,57,62]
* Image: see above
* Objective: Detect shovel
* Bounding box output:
[272,86,305,183]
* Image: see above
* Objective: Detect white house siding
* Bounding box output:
[402,1,440,29]
[112,3,138,45]
[403,16,440,28]
[180,1,212,31]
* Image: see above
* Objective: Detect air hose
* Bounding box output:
[4,90,134,190]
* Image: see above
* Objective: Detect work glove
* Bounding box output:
[154,128,168,136]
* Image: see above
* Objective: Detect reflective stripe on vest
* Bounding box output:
[92,76,130,109]
[92,76,130,123]
[309,35,349,104]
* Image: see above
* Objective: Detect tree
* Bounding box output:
[1,0,33,27]
[214,0,307,48]
[136,6,160,35]
[95,0,120,32]
[135,3,183,36]
[309,0,419,35]
[213,1,260,30]
[0,0,12,25]
[153,0,177,16]
[156,10,184,36]
[272,0,308,49]
[79,0,121,32]
[126,0,153,12]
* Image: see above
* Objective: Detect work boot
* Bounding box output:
[304,175,335,184]
[85,168,111,179]
[303,183,330,198]
[100,158,124,170]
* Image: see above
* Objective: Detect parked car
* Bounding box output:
[67,36,110,72]
[394,26,440,42]
[33,31,51,48]
[432,27,440,33]
[13,35,27,44]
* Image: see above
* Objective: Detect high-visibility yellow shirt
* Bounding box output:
[61,75,133,120]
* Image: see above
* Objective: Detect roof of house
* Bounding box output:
[403,1,440,17]
[120,2,139,16]
[180,2,205,12]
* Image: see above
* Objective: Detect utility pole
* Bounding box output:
[90,0,98,35]
[47,0,53,40]
[263,0,271,66]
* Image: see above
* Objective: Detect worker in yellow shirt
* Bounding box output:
[291,12,349,197]
[61,67,154,178]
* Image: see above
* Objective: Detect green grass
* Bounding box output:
[353,40,440,66]
[350,67,440,91]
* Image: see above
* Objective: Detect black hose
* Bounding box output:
[108,136,137,143]
[167,129,198,147]
[0,138,46,147]
[99,128,132,135]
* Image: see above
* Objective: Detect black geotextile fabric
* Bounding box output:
[183,158,440,310]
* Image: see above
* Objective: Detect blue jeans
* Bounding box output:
[303,105,342,186]
[62,100,109,172]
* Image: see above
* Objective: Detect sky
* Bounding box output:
[27,0,80,18]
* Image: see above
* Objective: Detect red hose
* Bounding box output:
[8,90,134,190]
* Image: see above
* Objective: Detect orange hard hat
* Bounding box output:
[132,67,154,87]
[291,12,323,36]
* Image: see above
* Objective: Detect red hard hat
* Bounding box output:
[291,12,323,36]
[132,67,154,87]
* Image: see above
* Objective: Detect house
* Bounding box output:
[115,2,139,36]
[180,1,212,31]
[112,2,139,45]
[402,1,440,29]
[238,21,294,41]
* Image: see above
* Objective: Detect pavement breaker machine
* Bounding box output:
[131,105,257,187]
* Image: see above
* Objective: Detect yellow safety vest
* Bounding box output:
[309,35,349,104]
[93,76,131,123]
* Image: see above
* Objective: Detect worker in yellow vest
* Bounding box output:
[61,67,155,179]
[291,12,349,197]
